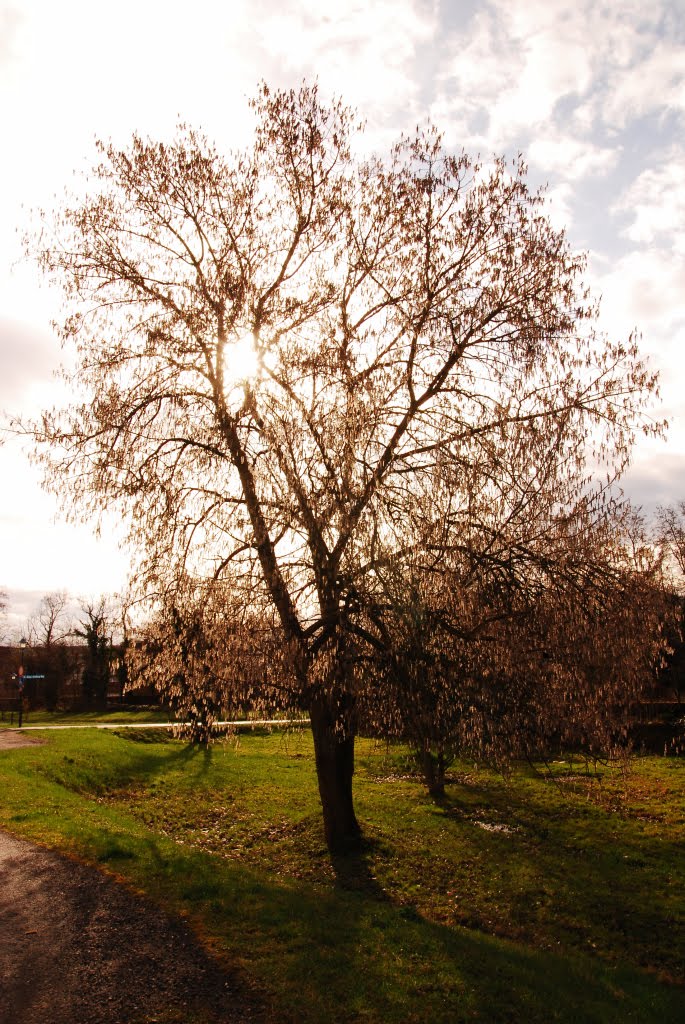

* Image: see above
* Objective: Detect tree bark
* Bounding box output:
[420,749,447,799]
[309,693,362,854]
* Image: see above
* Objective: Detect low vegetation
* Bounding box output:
[0,726,683,1022]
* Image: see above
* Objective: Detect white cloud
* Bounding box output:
[612,152,685,254]
[621,448,685,512]
[489,6,596,138]
[431,0,684,155]
[0,318,61,413]
[528,134,619,180]
[592,248,685,344]
[429,7,522,151]
[0,434,127,596]
[542,182,575,233]
[602,44,685,129]
[0,3,22,73]
[251,0,436,138]
[591,246,685,459]
[3,0,260,146]
[432,1,606,151]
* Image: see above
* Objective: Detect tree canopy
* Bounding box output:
[31,83,662,851]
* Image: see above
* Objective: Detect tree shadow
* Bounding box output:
[97,728,217,785]
[173,740,215,777]
[330,834,388,900]
[141,832,684,1024]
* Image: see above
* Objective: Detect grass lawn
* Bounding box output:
[0,707,175,729]
[0,725,683,1023]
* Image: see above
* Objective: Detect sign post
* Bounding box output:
[10,670,46,727]
[17,665,24,728]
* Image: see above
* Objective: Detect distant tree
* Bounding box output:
[656,502,685,586]
[0,589,7,643]
[26,591,74,709]
[27,590,72,646]
[73,597,112,710]
[31,83,661,851]
[110,591,134,703]
[656,503,685,704]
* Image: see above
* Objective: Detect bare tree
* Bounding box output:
[655,503,685,704]
[0,589,7,643]
[23,591,75,709]
[30,84,660,851]
[109,590,135,703]
[73,597,112,710]
[27,591,72,647]
[656,502,685,586]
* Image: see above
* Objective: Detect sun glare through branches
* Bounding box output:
[224,332,261,385]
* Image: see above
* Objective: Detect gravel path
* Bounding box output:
[0,807,261,1024]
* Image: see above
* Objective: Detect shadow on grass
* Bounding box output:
[2,736,683,1023]
[330,836,388,900]
[8,732,684,1020]
[136,835,684,1024]
[28,727,219,796]
[416,780,685,984]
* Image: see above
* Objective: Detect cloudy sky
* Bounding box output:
[1,0,684,633]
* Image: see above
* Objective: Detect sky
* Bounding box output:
[1,0,684,635]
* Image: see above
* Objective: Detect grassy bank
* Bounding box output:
[0,727,683,1022]
[0,707,172,728]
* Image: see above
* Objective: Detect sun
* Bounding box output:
[224,333,260,385]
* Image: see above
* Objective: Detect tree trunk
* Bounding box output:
[420,748,446,799]
[310,694,362,854]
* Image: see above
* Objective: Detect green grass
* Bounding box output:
[0,707,174,729]
[0,727,683,1023]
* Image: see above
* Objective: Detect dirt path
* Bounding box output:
[0,814,261,1024]
[0,730,45,750]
